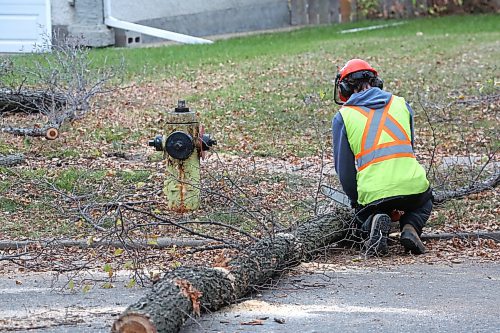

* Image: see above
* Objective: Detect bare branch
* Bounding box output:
[432,171,499,204]
[0,35,122,138]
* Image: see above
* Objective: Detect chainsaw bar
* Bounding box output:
[320,185,351,208]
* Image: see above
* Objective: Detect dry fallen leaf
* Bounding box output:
[213,250,231,269]
[241,319,264,326]
[175,279,203,317]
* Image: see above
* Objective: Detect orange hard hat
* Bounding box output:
[339,59,378,81]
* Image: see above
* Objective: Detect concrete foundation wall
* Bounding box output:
[50,0,74,41]
[51,0,291,46]
[51,0,114,47]
[51,0,74,26]
[133,1,291,43]
[110,0,287,23]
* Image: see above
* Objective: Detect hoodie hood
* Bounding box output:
[344,87,392,109]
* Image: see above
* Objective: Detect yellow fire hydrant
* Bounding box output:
[148,100,216,212]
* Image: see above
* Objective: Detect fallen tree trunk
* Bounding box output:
[112,208,352,333]
[113,173,499,333]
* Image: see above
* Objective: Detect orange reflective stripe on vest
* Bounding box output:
[350,96,414,171]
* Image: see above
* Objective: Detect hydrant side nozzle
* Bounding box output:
[165,131,194,160]
[201,134,217,151]
[148,135,164,151]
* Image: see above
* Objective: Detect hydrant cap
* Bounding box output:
[166,131,194,160]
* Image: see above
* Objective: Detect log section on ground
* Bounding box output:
[0,237,210,251]
[0,154,25,167]
[0,125,59,139]
[0,88,66,114]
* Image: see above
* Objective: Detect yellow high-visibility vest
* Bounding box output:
[339,95,429,205]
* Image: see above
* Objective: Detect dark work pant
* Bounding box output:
[356,189,433,236]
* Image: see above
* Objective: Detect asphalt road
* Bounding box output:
[0,262,498,333]
[0,271,141,333]
[180,262,500,333]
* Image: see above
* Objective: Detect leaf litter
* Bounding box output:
[0,34,498,281]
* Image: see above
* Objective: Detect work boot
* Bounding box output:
[400,224,426,254]
[364,214,391,256]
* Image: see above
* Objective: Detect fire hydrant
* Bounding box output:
[148,100,216,211]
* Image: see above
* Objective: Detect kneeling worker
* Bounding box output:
[332,59,432,256]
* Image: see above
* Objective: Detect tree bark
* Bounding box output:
[0,88,66,114]
[0,154,25,167]
[113,173,499,333]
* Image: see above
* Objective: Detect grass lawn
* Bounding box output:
[5,14,499,157]
[90,14,498,157]
[0,14,498,240]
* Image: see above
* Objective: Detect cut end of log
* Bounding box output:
[112,313,157,333]
[45,127,59,140]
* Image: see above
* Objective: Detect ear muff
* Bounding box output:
[334,71,383,105]
[334,73,351,105]
[370,77,384,90]
[339,80,354,100]
[339,70,374,102]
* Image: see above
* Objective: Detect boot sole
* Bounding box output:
[400,230,426,254]
[365,215,391,256]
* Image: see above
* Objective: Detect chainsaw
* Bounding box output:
[320,185,403,222]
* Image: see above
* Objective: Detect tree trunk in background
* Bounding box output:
[308,0,320,24]
[290,0,308,25]
[291,0,341,25]
[340,0,352,22]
